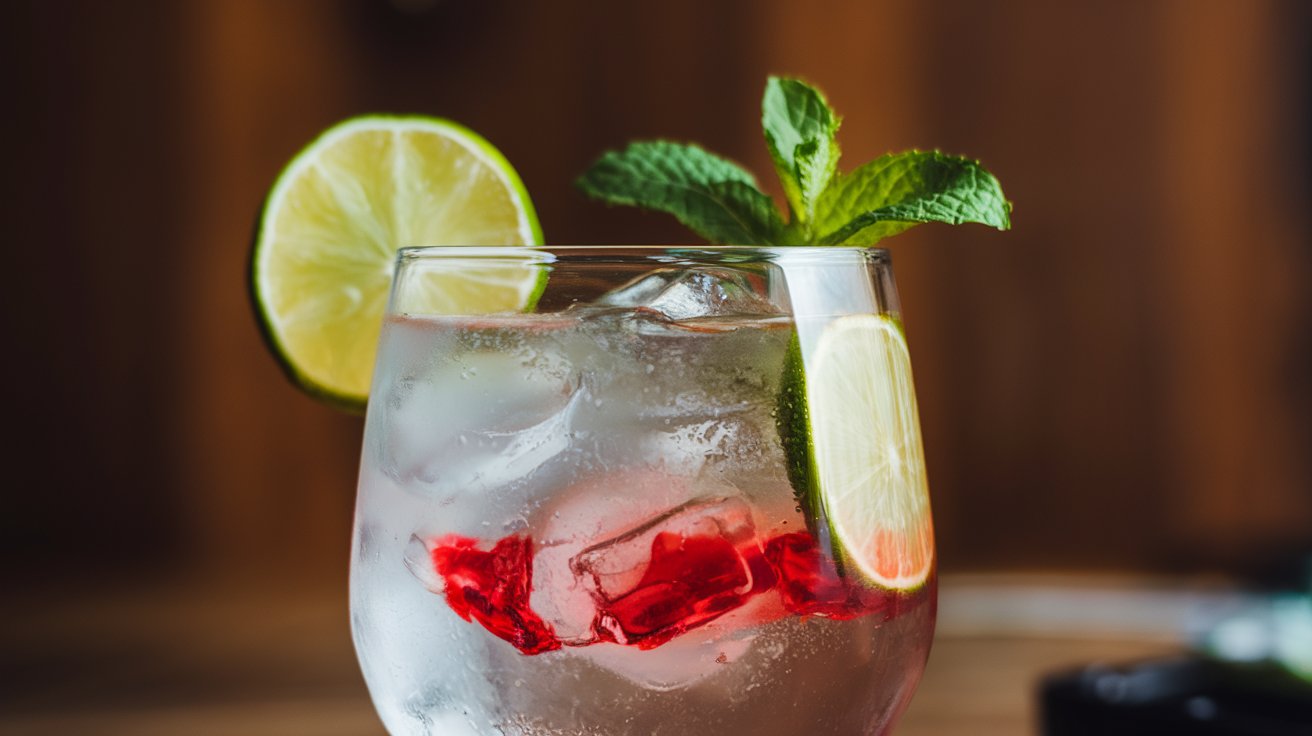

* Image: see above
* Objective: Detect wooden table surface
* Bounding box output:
[0,576,1193,735]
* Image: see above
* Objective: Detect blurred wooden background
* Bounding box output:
[5,0,1310,589]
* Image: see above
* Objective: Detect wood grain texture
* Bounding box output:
[2,0,1308,583]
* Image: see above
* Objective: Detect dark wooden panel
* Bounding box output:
[3,0,191,573]
[5,0,1309,581]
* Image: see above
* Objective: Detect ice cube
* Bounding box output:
[539,485,782,690]
[378,344,581,495]
[636,419,738,476]
[569,495,776,649]
[530,470,701,645]
[593,268,784,322]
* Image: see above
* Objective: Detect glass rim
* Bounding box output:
[395,244,890,265]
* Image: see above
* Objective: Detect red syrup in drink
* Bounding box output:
[429,535,560,655]
[430,529,920,655]
[763,532,894,619]
[587,530,777,650]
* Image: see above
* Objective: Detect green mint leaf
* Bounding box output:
[762,77,840,227]
[576,141,785,244]
[815,151,1011,245]
[577,77,1013,249]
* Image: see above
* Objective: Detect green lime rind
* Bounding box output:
[775,331,819,521]
[411,115,545,247]
[248,191,372,414]
[774,313,932,592]
[249,114,545,413]
[522,262,551,312]
[775,331,852,580]
[298,115,546,246]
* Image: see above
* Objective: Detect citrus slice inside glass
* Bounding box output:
[250,115,544,411]
[803,314,934,590]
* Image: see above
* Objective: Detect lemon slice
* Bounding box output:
[251,116,544,411]
[784,314,934,590]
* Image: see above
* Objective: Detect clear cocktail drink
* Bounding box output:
[351,248,935,735]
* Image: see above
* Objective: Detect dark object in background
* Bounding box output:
[1040,656,1312,735]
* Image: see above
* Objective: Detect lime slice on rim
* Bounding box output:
[251,115,544,411]
[782,314,934,590]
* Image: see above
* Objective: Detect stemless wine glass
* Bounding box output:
[350,246,936,736]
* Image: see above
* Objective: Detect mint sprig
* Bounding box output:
[575,141,784,245]
[762,77,841,234]
[815,151,1012,245]
[577,77,1011,246]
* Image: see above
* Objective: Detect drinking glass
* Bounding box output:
[351,246,936,735]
